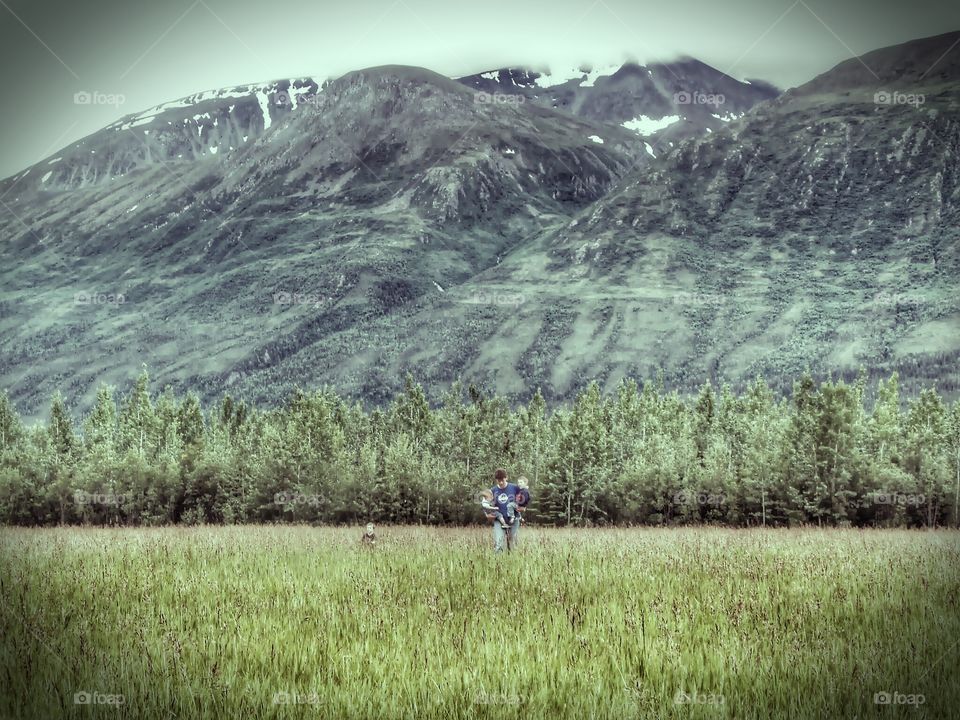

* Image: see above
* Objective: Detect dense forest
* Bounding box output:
[0,368,958,527]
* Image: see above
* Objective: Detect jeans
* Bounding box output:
[493,515,521,553]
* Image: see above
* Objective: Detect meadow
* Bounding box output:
[1,526,958,719]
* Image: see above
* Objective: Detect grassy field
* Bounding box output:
[1,526,958,720]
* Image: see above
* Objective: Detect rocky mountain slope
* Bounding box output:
[0,66,646,415]
[1,34,957,418]
[208,32,959,407]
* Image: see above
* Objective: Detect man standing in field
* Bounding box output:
[485,468,528,553]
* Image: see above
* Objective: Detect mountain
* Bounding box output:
[0,65,646,416]
[0,59,774,199]
[455,59,779,152]
[1,34,957,419]
[206,32,959,406]
[350,31,960,400]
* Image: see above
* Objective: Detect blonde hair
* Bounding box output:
[480,489,494,502]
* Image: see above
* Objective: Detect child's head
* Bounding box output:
[517,476,529,490]
[480,489,494,503]
[365,523,375,534]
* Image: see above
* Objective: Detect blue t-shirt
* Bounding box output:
[490,483,530,517]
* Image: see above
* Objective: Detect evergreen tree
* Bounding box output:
[0,390,23,456]
[177,393,205,450]
[813,381,859,524]
[693,382,716,465]
[784,373,820,525]
[739,377,784,525]
[947,402,960,528]
[84,385,117,453]
[47,392,77,525]
[902,389,948,527]
[119,368,158,460]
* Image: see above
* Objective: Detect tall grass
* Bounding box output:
[1,527,958,719]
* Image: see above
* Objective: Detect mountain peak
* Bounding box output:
[455,59,778,147]
[333,65,475,96]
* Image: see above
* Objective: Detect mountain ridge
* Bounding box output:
[1,33,958,419]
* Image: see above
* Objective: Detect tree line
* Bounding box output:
[0,368,958,527]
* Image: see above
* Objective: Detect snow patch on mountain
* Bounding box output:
[581,64,622,87]
[255,91,273,130]
[534,64,622,89]
[712,111,746,122]
[622,115,680,134]
[285,81,315,109]
[533,69,582,88]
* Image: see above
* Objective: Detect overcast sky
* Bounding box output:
[1,0,957,178]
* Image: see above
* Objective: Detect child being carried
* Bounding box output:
[480,489,518,529]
